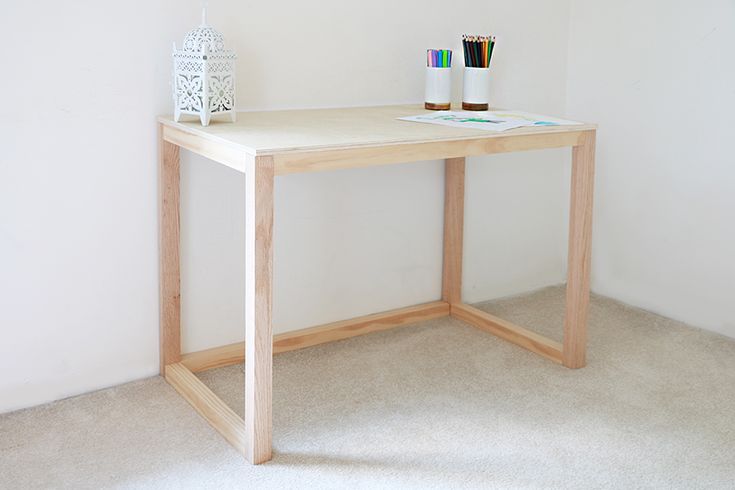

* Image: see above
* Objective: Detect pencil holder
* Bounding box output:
[462,67,490,111]
[425,67,451,110]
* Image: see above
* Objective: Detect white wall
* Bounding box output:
[567,0,735,338]
[0,0,573,412]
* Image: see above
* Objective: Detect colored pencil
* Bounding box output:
[463,34,496,68]
[487,36,495,67]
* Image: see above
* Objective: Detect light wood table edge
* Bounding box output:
[159,114,593,177]
[272,130,590,175]
[180,301,451,373]
[162,124,250,173]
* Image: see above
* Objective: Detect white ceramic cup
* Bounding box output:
[424,67,451,110]
[462,67,490,110]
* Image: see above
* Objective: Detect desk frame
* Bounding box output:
[158,119,596,464]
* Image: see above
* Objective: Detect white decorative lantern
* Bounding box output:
[172,7,236,126]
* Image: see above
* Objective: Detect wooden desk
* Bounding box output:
[157,104,596,464]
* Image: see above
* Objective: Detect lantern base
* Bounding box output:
[173,110,237,126]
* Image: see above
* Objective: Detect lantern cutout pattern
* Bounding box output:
[172,8,236,126]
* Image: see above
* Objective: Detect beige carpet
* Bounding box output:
[2,286,735,489]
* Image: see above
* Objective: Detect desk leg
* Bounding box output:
[244,155,275,464]
[442,157,466,304]
[563,131,596,368]
[159,127,181,373]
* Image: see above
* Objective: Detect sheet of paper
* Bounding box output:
[486,110,582,127]
[398,110,582,132]
[398,111,528,132]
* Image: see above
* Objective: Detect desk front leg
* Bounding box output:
[244,154,275,464]
[563,131,596,368]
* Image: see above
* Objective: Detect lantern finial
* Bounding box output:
[201,2,208,25]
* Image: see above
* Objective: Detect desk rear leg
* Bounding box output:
[563,131,596,368]
[442,157,466,305]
